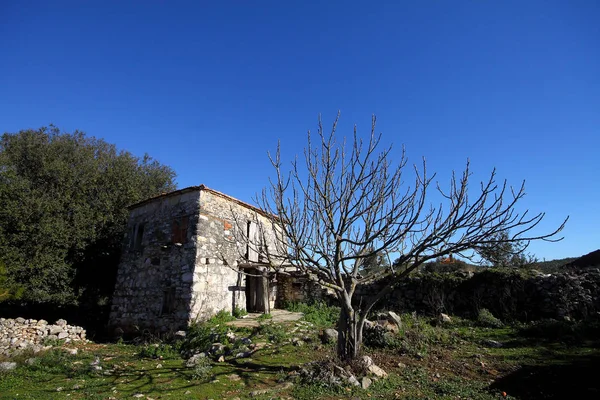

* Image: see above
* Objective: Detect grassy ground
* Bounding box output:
[1,306,599,399]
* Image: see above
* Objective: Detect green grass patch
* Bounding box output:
[232,305,248,318]
[1,315,599,399]
[284,301,340,327]
[257,312,273,321]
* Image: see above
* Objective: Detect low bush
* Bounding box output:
[207,309,236,325]
[477,308,504,328]
[363,325,400,349]
[138,343,179,359]
[257,313,273,321]
[24,348,89,378]
[232,306,248,318]
[256,322,288,344]
[180,324,220,355]
[41,336,65,346]
[398,312,457,356]
[191,356,213,381]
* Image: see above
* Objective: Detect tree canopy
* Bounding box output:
[0,126,176,305]
[475,231,537,268]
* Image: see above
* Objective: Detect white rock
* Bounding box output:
[367,364,388,378]
[440,313,452,323]
[0,362,17,371]
[361,355,374,367]
[361,376,373,389]
[347,375,360,386]
[386,311,403,329]
[321,328,338,344]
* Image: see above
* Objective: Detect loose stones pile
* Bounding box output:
[0,317,87,356]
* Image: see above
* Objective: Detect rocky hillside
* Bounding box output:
[564,249,600,269]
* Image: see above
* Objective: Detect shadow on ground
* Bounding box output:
[491,353,600,399]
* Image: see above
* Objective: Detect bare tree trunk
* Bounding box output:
[337,303,360,361]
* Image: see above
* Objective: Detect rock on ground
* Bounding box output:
[321,328,338,344]
[361,376,373,389]
[0,362,17,371]
[440,313,452,323]
[367,364,388,378]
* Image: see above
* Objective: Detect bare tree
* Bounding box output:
[255,113,567,361]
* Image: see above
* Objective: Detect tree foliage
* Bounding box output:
[256,114,567,361]
[359,248,390,276]
[475,230,537,267]
[0,126,176,305]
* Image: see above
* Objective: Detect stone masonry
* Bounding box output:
[0,318,86,356]
[109,185,284,333]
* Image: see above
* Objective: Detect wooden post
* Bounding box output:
[261,268,270,314]
[246,269,256,312]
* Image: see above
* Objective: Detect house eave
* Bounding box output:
[127,184,278,220]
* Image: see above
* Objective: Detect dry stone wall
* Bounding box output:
[0,318,86,356]
[276,273,326,307]
[355,269,600,321]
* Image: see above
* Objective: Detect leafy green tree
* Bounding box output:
[0,126,176,305]
[359,248,390,276]
[476,231,537,268]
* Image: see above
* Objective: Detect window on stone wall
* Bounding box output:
[161,287,176,315]
[131,222,145,251]
[245,221,251,260]
[171,216,189,244]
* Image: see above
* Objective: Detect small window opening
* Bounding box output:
[171,216,189,244]
[161,287,176,315]
[132,223,145,251]
[245,221,251,260]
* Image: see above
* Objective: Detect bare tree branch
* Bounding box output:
[252,113,567,360]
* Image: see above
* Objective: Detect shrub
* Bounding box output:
[180,323,225,355]
[41,336,65,346]
[207,309,236,325]
[23,348,88,378]
[179,310,245,355]
[232,306,248,318]
[363,325,400,349]
[256,323,288,344]
[396,312,457,356]
[257,313,273,321]
[138,343,179,359]
[477,308,504,328]
[191,356,213,381]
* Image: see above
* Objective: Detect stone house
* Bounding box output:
[109,185,299,333]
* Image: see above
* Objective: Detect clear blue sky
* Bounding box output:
[1,1,598,260]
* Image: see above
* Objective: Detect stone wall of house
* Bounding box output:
[109,189,201,333]
[109,187,289,333]
[190,190,283,320]
[275,273,326,307]
[0,318,86,356]
[354,269,600,321]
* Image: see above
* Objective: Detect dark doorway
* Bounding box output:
[245,267,270,313]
